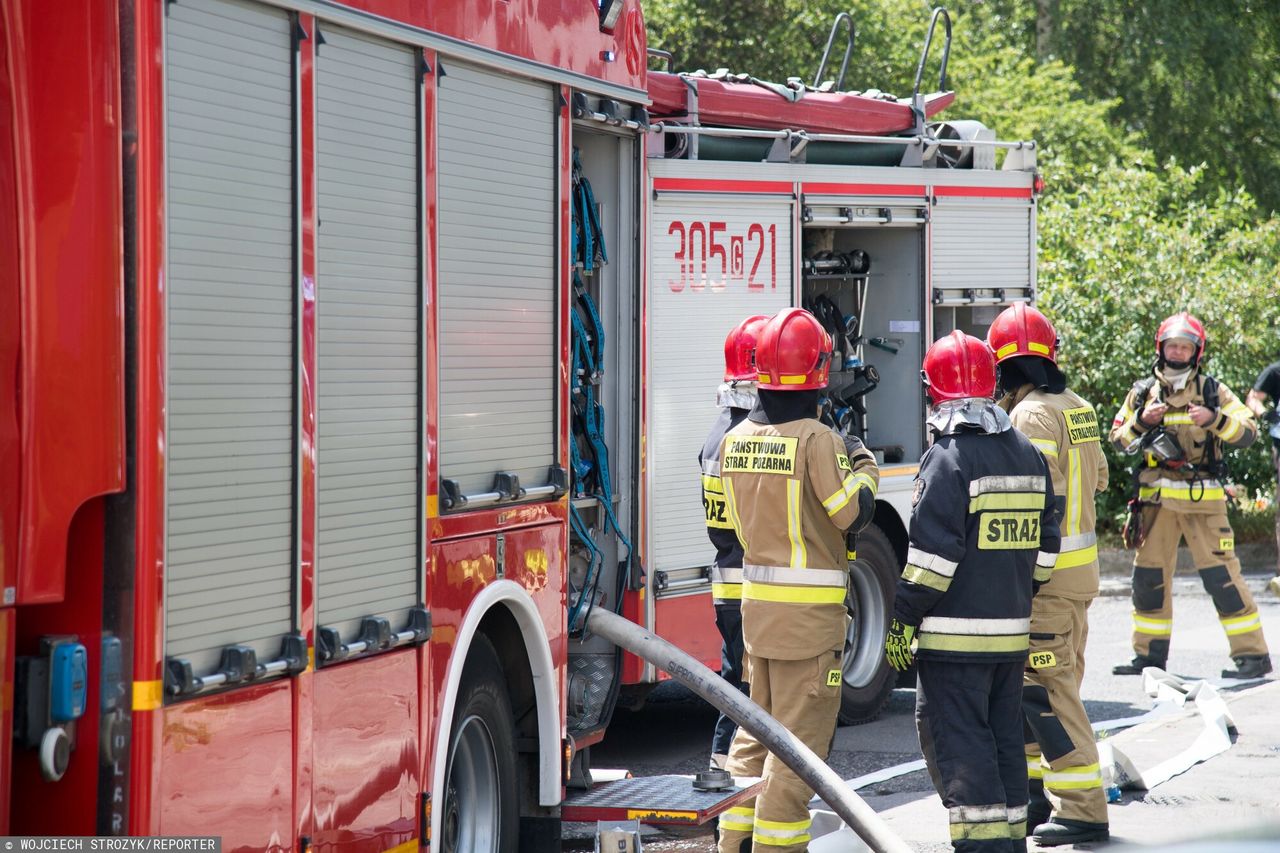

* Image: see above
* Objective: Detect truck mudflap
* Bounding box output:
[561,774,765,825]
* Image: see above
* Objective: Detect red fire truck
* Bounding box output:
[0,0,1037,848]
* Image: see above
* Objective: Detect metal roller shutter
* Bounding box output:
[316,26,421,642]
[436,61,556,498]
[165,0,295,675]
[931,198,1034,302]
[647,195,794,573]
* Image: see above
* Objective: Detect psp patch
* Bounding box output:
[721,435,799,475]
[1029,651,1057,669]
[837,452,852,471]
[1219,537,1234,551]
[826,669,843,687]
[978,511,1041,550]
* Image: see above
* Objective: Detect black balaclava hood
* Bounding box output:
[750,388,820,425]
[997,354,1067,396]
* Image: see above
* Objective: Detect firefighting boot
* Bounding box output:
[1032,818,1110,847]
[1221,654,1273,679]
[1111,653,1165,676]
[1112,639,1168,675]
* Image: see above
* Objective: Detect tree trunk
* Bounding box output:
[1036,0,1054,62]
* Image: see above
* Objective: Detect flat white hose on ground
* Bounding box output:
[583,607,911,853]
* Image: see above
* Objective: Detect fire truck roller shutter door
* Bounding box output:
[930,194,1034,308]
[316,26,422,642]
[437,61,557,497]
[164,0,295,675]
[647,190,793,576]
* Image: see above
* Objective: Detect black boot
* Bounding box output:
[1111,654,1165,675]
[1113,640,1168,675]
[1221,654,1273,679]
[1032,818,1110,846]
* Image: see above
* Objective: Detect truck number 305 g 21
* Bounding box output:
[667,220,777,293]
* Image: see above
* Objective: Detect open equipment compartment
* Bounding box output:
[801,208,927,467]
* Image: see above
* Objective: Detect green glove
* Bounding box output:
[885,618,917,672]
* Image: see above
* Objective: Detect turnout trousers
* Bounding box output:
[718,647,843,853]
[917,659,1028,853]
[712,603,750,762]
[1023,595,1106,825]
[1273,444,1280,574]
[1130,508,1268,659]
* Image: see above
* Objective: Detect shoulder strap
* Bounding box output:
[1201,374,1220,409]
[1132,375,1157,404]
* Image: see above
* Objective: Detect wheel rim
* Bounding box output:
[843,561,887,688]
[442,714,502,853]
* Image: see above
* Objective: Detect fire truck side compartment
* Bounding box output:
[315,24,422,651]
[164,0,296,677]
[436,61,558,499]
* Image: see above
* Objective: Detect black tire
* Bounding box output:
[838,524,899,725]
[441,634,519,853]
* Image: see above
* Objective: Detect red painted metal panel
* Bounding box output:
[501,524,567,662]
[11,502,107,834]
[801,182,927,197]
[430,499,566,542]
[424,50,440,524]
[558,85,572,530]
[414,0,648,92]
[296,13,319,847]
[157,683,295,849]
[933,185,1032,199]
[653,178,793,195]
[7,0,125,605]
[0,5,18,607]
[653,593,720,676]
[130,0,167,833]
[424,523,565,767]
[312,651,420,853]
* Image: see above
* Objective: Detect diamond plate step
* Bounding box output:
[561,773,765,825]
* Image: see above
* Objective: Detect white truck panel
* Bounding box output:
[646,192,794,577]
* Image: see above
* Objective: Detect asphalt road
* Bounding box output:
[564,570,1280,851]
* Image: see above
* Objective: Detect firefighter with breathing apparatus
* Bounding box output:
[988,304,1109,846]
[1110,312,1270,678]
[887,330,1060,853]
[700,314,769,769]
[715,307,878,853]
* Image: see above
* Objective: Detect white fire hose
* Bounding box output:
[583,607,910,853]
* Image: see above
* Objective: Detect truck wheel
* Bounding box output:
[442,635,519,853]
[838,524,899,725]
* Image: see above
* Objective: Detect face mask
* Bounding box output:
[1163,365,1192,391]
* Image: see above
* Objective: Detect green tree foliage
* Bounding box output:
[1051,0,1280,214]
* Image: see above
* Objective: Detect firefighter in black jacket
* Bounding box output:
[886,331,1061,853]
[700,314,768,768]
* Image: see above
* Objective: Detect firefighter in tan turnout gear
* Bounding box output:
[1110,312,1271,679]
[887,330,1061,853]
[700,314,769,768]
[716,307,879,853]
[989,305,1109,847]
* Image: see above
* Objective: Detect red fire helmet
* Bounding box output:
[922,330,997,403]
[723,314,770,382]
[986,303,1058,364]
[755,307,833,391]
[1156,311,1207,366]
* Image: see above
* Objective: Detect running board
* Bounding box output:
[561,774,764,826]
